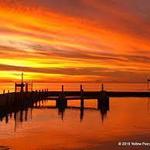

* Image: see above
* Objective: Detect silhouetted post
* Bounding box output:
[56,85,67,108]
[98,84,109,109]
[102,83,104,91]
[25,83,28,92]
[80,98,84,108]
[56,98,67,109]
[80,85,83,93]
[3,90,5,94]
[21,73,24,92]
[20,83,24,92]
[62,85,67,108]
[62,85,64,93]
[80,85,84,109]
[15,83,17,92]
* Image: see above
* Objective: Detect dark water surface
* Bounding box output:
[0,83,150,150]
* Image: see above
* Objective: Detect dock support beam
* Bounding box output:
[56,85,67,109]
[98,84,110,110]
[80,85,84,109]
[97,95,109,110]
[56,98,68,108]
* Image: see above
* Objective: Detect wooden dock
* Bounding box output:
[0,89,149,113]
[0,90,150,107]
[0,86,149,123]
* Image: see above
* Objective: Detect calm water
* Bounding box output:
[0,83,150,150]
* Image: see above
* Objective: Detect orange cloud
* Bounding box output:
[0,1,150,82]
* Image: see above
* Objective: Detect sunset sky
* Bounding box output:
[0,0,150,83]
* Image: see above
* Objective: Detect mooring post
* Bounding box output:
[80,85,83,93]
[3,89,5,94]
[25,83,28,92]
[56,85,67,108]
[98,83,109,110]
[56,98,67,109]
[80,84,84,108]
[102,83,104,91]
[62,85,67,107]
[15,83,17,93]
[62,85,64,93]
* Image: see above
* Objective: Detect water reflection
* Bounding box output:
[0,99,109,130]
[0,146,10,150]
[0,98,150,150]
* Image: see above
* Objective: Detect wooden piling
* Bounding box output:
[80,85,84,109]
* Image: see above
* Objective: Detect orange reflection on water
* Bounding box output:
[0,98,150,150]
[0,83,150,150]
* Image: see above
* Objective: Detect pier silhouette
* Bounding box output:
[0,73,150,126]
[0,84,150,115]
[0,83,150,126]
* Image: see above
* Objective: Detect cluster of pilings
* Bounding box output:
[0,84,111,122]
[52,84,110,121]
[0,90,49,114]
[98,92,110,110]
[56,85,67,109]
[54,84,110,110]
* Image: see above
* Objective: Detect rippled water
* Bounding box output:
[0,83,150,150]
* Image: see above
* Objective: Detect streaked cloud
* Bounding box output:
[0,0,150,82]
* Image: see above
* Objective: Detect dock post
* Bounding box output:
[98,84,110,110]
[56,85,67,108]
[81,99,84,109]
[25,83,28,92]
[62,85,64,93]
[102,83,104,91]
[80,85,84,109]
[15,83,17,93]
[56,98,67,109]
